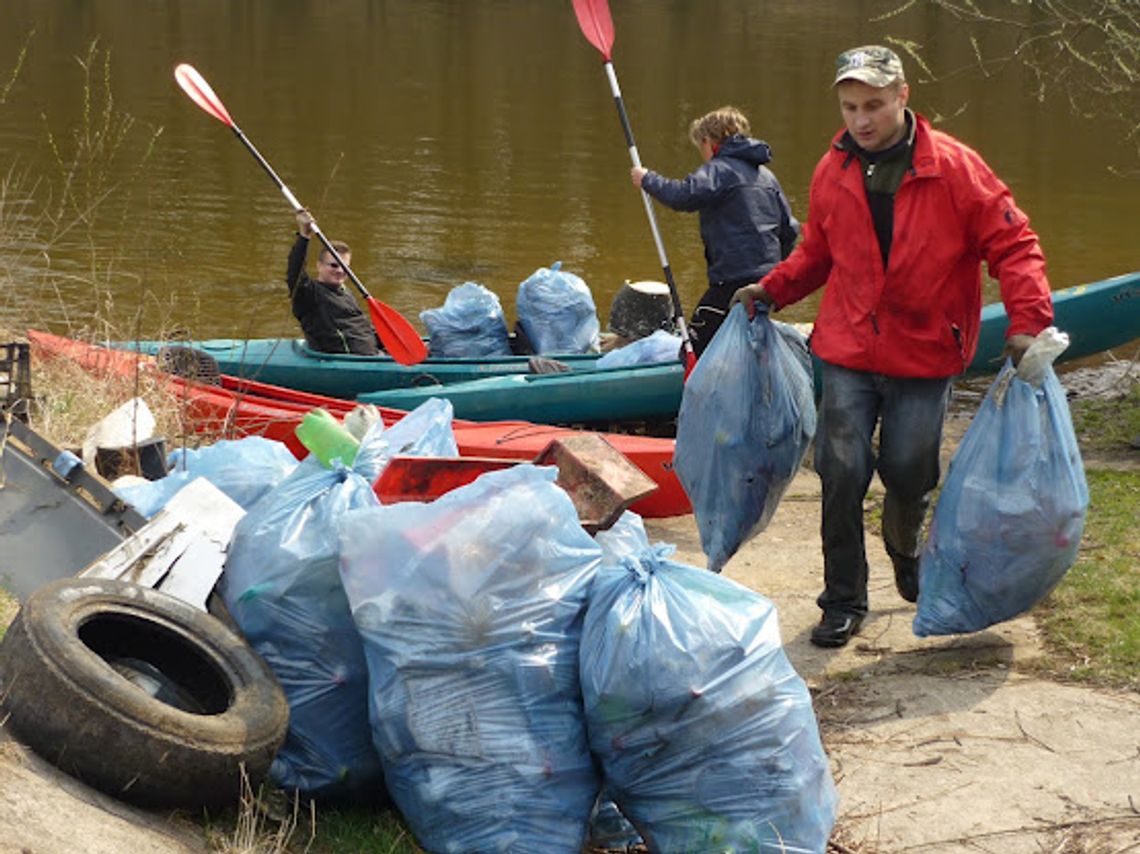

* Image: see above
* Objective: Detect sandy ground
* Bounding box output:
[0,737,211,854]
[1,382,1137,853]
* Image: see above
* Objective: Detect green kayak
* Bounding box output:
[358,271,1140,424]
[113,271,1138,424]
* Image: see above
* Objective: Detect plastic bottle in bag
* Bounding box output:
[586,797,643,850]
[294,408,360,468]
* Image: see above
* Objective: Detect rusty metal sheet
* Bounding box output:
[534,433,658,534]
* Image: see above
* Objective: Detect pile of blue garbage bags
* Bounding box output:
[115,397,837,853]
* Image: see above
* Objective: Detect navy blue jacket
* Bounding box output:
[641,136,799,285]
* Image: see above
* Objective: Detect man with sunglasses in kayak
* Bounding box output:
[287,210,383,355]
[733,45,1053,649]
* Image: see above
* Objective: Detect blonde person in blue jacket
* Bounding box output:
[632,106,799,356]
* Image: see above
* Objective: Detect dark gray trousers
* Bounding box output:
[813,362,951,617]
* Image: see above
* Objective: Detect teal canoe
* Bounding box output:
[357,361,684,425]
[358,271,1140,425]
[114,271,1138,423]
[111,337,603,398]
[972,271,1139,372]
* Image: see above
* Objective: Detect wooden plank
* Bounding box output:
[79,478,244,610]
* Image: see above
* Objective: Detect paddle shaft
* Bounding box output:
[227,125,369,301]
[599,61,696,365]
[173,62,426,364]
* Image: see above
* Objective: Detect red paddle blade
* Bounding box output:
[174,63,235,128]
[682,348,697,381]
[572,0,615,60]
[367,297,428,365]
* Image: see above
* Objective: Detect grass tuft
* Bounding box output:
[0,588,17,639]
[1034,469,1140,690]
[1069,378,1140,454]
[205,769,314,854]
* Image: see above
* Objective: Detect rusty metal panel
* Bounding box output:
[534,433,657,534]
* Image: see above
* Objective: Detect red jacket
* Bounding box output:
[763,113,1053,378]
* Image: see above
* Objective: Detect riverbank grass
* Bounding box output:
[1071,381,1140,453]
[204,798,423,854]
[1032,389,1140,690]
[1036,468,1140,690]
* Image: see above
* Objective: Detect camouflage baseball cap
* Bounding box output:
[833,45,905,87]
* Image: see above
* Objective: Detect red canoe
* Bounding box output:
[28,330,688,518]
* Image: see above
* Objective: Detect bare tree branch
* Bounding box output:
[882,0,1140,167]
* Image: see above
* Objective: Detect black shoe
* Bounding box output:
[893,558,919,603]
[810,613,864,648]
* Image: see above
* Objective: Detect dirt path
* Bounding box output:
[645,453,1140,853]
[0,736,208,853]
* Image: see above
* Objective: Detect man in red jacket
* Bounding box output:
[734,45,1053,648]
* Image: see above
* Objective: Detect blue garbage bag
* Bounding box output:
[219,400,459,800]
[115,436,299,517]
[674,305,816,572]
[914,350,1088,637]
[581,515,838,853]
[516,261,601,354]
[337,465,602,854]
[596,329,683,369]
[420,281,512,357]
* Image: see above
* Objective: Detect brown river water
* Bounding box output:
[0,0,1136,351]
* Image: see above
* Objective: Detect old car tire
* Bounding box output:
[0,578,289,809]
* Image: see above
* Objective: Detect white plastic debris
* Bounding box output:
[81,397,156,466]
[343,403,383,440]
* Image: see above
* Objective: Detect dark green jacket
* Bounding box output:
[286,235,380,355]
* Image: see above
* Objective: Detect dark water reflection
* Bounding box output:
[0,0,1136,342]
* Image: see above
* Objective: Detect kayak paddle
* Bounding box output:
[173,63,428,366]
[571,0,697,377]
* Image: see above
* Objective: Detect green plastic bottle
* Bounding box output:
[294,408,360,468]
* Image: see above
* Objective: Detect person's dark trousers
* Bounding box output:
[813,362,951,618]
[688,281,748,357]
